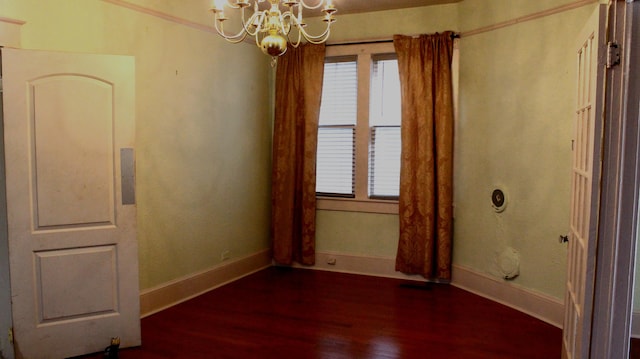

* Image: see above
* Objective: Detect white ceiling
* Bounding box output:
[252,1,462,16]
[331,0,462,15]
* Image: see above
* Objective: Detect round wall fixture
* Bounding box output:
[491,188,507,212]
[498,247,520,280]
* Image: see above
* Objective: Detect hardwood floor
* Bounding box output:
[75,267,561,358]
[632,338,640,359]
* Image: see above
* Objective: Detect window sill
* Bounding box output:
[316,197,399,214]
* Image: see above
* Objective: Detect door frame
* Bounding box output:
[0,20,22,359]
[0,72,15,359]
[590,0,640,357]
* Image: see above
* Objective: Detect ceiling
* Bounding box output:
[252,1,461,16]
[331,0,462,15]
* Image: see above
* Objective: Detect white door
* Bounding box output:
[1,48,140,359]
[562,5,606,359]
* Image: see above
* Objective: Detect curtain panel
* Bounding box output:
[271,44,326,265]
[394,32,455,281]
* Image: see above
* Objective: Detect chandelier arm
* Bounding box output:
[287,13,331,43]
[298,0,326,10]
[286,20,304,48]
[213,6,264,42]
[214,17,251,43]
[240,11,263,36]
[279,11,291,36]
[239,6,249,32]
[223,0,258,10]
[297,24,331,43]
[293,31,303,47]
[255,29,263,49]
[256,9,270,44]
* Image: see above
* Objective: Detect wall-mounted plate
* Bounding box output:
[491,188,507,213]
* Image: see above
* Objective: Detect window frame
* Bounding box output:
[316,42,400,214]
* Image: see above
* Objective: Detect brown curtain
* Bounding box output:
[271,44,326,265]
[394,32,455,281]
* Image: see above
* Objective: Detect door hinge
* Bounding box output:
[8,327,13,344]
[607,42,621,68]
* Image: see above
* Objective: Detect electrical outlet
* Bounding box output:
[221,250,231,261]
[327,257,336,265]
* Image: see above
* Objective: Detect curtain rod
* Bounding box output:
[326,33,460,46]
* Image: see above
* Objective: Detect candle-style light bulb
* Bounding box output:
[212,0,228,20]
[323,0,336,14]
[213,0,227,10]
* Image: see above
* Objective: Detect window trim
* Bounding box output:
[317,40,460,214]
[317,42,399,214]
[316,197,399,214]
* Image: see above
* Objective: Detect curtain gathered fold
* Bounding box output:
[393,32,455,281]
[271,44,326,266]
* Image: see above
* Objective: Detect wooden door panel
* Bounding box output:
[563,5,606,359]
[31,75,115,228]
[2,48,139,359]
[36,245,118,322]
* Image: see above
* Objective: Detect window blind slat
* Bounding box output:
[370,58,401,127]
[369,57,401,199]
[316,127,355,196]
[369,126,401,198]
[319,60,358,126]
[316,58,358,196]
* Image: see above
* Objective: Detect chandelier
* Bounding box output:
[209,0,337,59]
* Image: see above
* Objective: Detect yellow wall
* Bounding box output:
[318,0,596,300]
[0,0,273,290]
[454,1,594,298]
[0,0,604,303]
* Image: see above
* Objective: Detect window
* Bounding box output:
[316,43,401,213]
[316,58,357,197]
[369,56,401,199]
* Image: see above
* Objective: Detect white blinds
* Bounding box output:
[316,58,357,196]
[319,59,357,126]
[316,55,401,199]
[369,126,401,198]
[316,126,355,196]
[369,57,401,199]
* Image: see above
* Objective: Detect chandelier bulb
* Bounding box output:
[211,0,226,12]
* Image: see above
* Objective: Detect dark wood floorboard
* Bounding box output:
[632,338,640,359]
[76,267,562,358]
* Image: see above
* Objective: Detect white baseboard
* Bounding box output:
[299,251,564,329]
[139,249,272,318]
[452,264,564,328]
[295,251,425,282]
